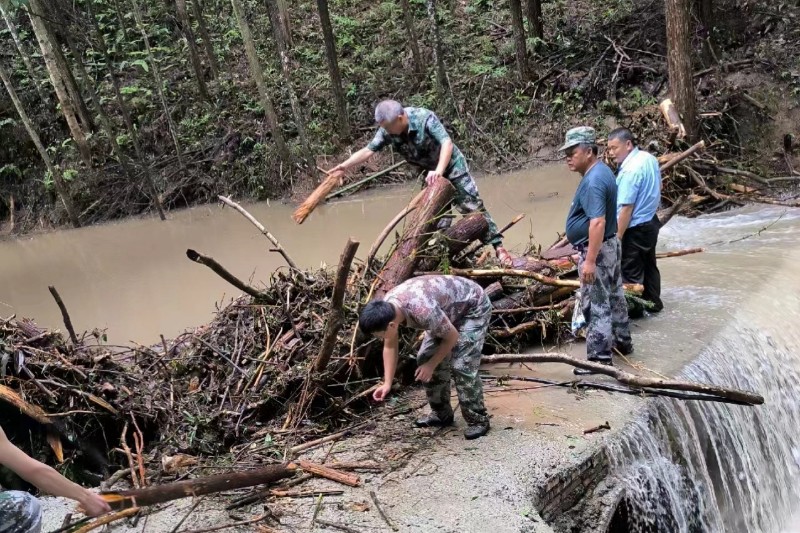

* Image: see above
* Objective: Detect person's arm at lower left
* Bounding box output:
[0,426,111,516]
[617,204,634,240]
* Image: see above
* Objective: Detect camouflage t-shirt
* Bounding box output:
[0,491,41,533]
[367,107,469,179]
[385,276,488,338]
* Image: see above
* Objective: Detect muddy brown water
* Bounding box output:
[0,165,576,343]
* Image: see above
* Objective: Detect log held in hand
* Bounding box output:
[481,354,764,405]
[293,169,345,224]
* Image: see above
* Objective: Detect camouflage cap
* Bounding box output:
[559,126,596,152]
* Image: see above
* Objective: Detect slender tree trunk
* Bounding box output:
[665,0,697,140]
[508,0,528,80]
[191,0,220,79]
[274,0,292,47]
[524,0,543,41]
[266,0,315,176]
[26,0,91,166]
[175,0,210,101]
[230,0,290,162]
[0,61,80,227]
[315,0,350,139]
[399,0,424,76]
[0,1,48,102]
[131,0,185,168]
[697,0,715,65]
[87,0,166,220]
[426,0,449,105]
[54,33,94,132]
[112,0,130,36]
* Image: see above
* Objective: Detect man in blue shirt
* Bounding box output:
[329,100,512,265]
[607,128,663,313]
[561,127,632,375]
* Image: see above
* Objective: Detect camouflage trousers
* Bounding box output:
[440,173,502,247]
[416,296,491,425]
[578,237,632,363]
[0,491,41,533]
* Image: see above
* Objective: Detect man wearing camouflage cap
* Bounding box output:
[561,127,632,374]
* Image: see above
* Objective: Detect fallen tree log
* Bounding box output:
[481,353,764,405]
[417,213,489,271]
[293,169,346,224]
[365,189,425,271]
[659,141,706,174]
[373,177,455,297]
[102,464,295,510]
[659,99,687,139]
[453,213,526,264]
[437,268,643,294]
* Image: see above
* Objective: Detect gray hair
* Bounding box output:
[608,127,636,145]
[374,100,404,124]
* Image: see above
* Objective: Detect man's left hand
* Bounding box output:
[415,361,437,383]
[425,171,443,186]
[581,260,597,285]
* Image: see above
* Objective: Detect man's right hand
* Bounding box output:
[79,491,112,517]
[372,382,392,402]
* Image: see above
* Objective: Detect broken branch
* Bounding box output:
[185,249,268,301]
[47,286,78,345]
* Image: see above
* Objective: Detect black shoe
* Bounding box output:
[464,422,490,440]
[614,343,634,356]
[573,361,613,376]
[414,412,454,428]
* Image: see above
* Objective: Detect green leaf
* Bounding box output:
[131,59,149,72]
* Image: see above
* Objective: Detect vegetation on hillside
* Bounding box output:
[0,0,798,232]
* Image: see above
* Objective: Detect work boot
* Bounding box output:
[414,412,454,428]
[464,421,490,440]
[614,342,634,356]
[573,360,613,376]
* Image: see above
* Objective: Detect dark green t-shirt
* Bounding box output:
[565,161,618,246]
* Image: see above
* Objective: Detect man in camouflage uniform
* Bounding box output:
[331,100,513,265]
[0,425,110,532]
[359,275,491,439]
[560,127,632,375]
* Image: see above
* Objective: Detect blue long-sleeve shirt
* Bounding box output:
[616,148,661,228]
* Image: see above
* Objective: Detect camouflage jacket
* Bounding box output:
[385,276,489,338]
[367,107,469,179]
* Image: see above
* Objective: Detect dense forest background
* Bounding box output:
[0,0,798,232]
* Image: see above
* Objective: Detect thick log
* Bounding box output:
[366,189,425,270]
[446,268,579,288]
[481,353,764,405]
[374,178,455,297]
[659,98,687,139]
[453,213,526,263]
[314,239,360,372]
[417,213,489,271]
[293,169,345,224]
[484,281,505,301]
[493,283,556,312]
[102,464,295,509]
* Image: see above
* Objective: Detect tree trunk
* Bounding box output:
[315,0,350,139]
[230,0,291,163]
[426,0,449,106]
[524,0,543,40]
[374,178,455,298]
[274,0,292,47]
[112,0,130,36]
[191,0,220,79]
[0,1,48,102]
[0,61,80,228]
[266,0,315,176]
[87,0,166,220]
[399,0,424,76]
[665,0,697,140]
[508,0,528,80]
[697,0,715,65]
[131,0,185,169]
[26,0,91,166]
[56,30,94,133]
[175,0,210,101]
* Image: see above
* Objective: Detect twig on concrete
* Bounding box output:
[369,490,398,532]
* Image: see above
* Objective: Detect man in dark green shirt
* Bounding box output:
[330,100,512,265]
[562,127,632,374]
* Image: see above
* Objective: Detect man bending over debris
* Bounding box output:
[330,100,513,265]
[560,127,633,375]
[359,275,491,440]
[0,425,110,532]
